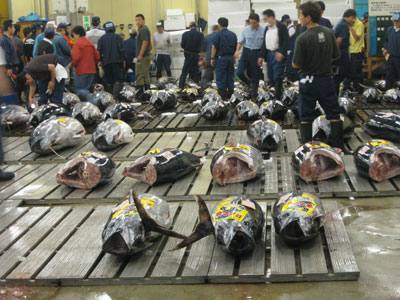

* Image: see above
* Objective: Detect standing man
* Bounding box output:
[349,14,364,94]
[334,9,356,94]
[281,15,298,81]
[211,18,237,101]
[383,13,400,90]
[37,27,55,56]
[200,24,219,89]
[86,17,105,49]
[301,1,333,32]
[33,22,57,58]
[292,1,344,151]
[12,24,24,73]
[153,22,172,79]
[258,9,289,100]
[0,20,19,76]
[24,25,36,62]
[179,22,204,90]
[97,21,125,98]
[123,29,137,83]
[235,14,264,100]
[53,23,72,68]
[135,14,152,99]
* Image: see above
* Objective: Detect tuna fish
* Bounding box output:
[71,102,102,126]
[92,119,134,151]
[29,116,85,154]
[363,87,381,103]
[29,103,71,127]
[171,195,265,256]
[102,103,136,123]
[150,90,177,110]
[272,192,325,245]
[292,141,345,182]
[363,112,400,143]
[102,191,187,257]
[123,149,203,186]
[354,139,400,182]
[338,97,355,117]
[201,90,221,106]
[256,89,273,105]
[383,89,400,103]
[93,88,116,111]
[157,77,176,90]
[120,85,136,102]
[62,92,80,109]
[281,87,299,107]
[181,88,199,102]
[1,104,30,127]
[56,151,116,189]
[374,80,386,91]
[312,115,354,142]
[200,100,228,120]
[259,100,288,120]
[211,144,265,185]
[229,88,246,107]
[247,119,282,151]
[235,101,259,120]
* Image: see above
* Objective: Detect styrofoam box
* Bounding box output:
[208,0,251,14]
[186,13,196,27]
[208,12,250,27]
[167,9,184,17]
[170,56,186,69]
[167,15,185,21]
[168,30,189,44]
[165,19,187,31]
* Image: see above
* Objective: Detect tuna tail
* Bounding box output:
[130,190,187,240]
[171,195,215,251]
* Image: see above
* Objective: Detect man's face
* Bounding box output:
[59,28,66,36]
[157,26,163,33]
[67,26,71,34]
[25,74,34,85]
[263,15,274,25]
[9,25,15,35]
[299,10,308,27]
[394,20,400,28]
[345,16,356,25]
[249,19,259,29]
[136,17,144,28]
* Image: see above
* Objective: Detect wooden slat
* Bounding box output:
[0,164,40,191]
[343,156,374,193]
[280,156,296,194]
[264,158,278,195]
[0,200,23,218]
[129,132,162,157]
[167,171,196,196]
[285,129,300,153]
[317,173,352,195]
[7,206,93,282]
[179,131,200,153]
[300,234,328,276]
[0,207,28,233]
[113,133,149,158]
[190,160,212,196]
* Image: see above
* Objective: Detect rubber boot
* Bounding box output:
[135,85,144,101]
[0,169,15,181]
[275,80,283,100]
[218,89,226,101]
[300,123,313,144]
[329,121,347,153]
[144,84,150,91]
[226,88,234,101]
[112,82,122,100]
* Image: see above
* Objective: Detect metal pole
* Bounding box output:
[44,0,49,19]
[157,0,160,21]
[8,0,12,19]
[66,0,71,23]
[195,0,199,18]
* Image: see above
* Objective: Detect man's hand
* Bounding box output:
[275,52,284,62]
[29,97,35,105]
[48,80,55,91]
[98,62,102,68]
[234,51,239,61]
[6,69,12,77]
[383,49,388,56]
[257,58,263,67]
[137,55,143,62]
[211,59,215,68]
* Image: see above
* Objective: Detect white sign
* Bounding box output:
[369,0,400,17]
[56,16,67,25]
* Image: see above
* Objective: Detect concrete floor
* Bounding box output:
[0,197,399,300]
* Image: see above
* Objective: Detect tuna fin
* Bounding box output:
[130,190,187,240]
[171,195,214,251]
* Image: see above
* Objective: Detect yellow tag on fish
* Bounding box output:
[80,151,93,156]
[321,115,326,118]
[309,142,330,149]
[282,197,317,216]
[264,101,270,105]
[140,197,156,207]
[250,101,257,105]
[151,90,157,94]
[213,204,248,223]
[269,120,277,124]
[301,192,316,200]
[114,120,123,125]
[369,140,391,147]
[149,148,161,154]
[112,203,138,219]
[58,118,67,123]
[239,144,250,151]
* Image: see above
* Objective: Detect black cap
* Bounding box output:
[281,14,291,22]
[57,22,68,30]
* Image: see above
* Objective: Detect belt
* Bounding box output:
[244,47,261,52]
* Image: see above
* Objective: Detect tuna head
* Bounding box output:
[29,120,62,154]
[123,156,158,185]
[235,101,259,120]
[248,119,282,151]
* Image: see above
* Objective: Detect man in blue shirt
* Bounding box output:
[235,13,264,100]
[211,18,237,100]
[33,22,57,58]
[334,9,356,94]
[53,23,71,67]
[383,12,400,90]
[200,25,219,90]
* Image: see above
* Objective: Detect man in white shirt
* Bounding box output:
[86,16,105,49]
[153,22,171,79]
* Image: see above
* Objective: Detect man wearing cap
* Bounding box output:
[0,19,19,76]
[53,23,72,68]
[200,24,219,89]
[258,10,289,100]
[33,22,57,58]
[98,21,125,98]
[86,17,105,49]
[211,18,237,101]
[135,14,152,99]
[235,14,264,100]
[37,27,55,55]
[153,22,172,79]
[281,14,298,81]
[179,21,204,90]
[349,14,364,94]
[383,13,400,90]
[123,28,137,83]
[24,24,40,61]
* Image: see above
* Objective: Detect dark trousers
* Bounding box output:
[285,49,298,79]
[103,63,124,84]
[350,52,364,88]
[74,74,96,102]
[266,51,286,84]
[179,53,200,89]
[215,56,234,90]
[200,60,214,89]
[237,47,261,98]
[156,54,172,78]
[0,107,3,164]
[385,55,400,90]
[298,75,341,122]
[37,79,65,106]
[334,49,350,93]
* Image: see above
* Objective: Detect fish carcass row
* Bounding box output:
[363,112,400,143]
[71,102,102,126]
[354,140,400,182]
[56,151,116,189]
[292,141,345,182]
[123,148,203,186]
[383,89,400,103]
[102,191,187,256]
[272,192,325,245]
[92,119,134,151]
[29,116,85,154]
[247,119,282,151]
[235,101,259,120]
[211,144,265,185]
[0,104,30,127]
[150,90,177,110]
[171,195,265,256]
[92,85,116,111]
[62,92,80,109]
[29,103,70,127]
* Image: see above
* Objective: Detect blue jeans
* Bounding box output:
[266,51,285,84]
[215,56,234,89]
[156,54,172,78]
[179,53,200,89]
[38,78,65,106]
[334,49,350,93]
[236,47,261,85]
[74,74,96,102]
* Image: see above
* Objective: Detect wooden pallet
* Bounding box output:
[0,201,359,286]
[2,153,400,204]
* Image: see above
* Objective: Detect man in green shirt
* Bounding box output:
[135,14,152,100]
[292,1,345,151]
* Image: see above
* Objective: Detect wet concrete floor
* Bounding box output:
[0,197,399,300]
